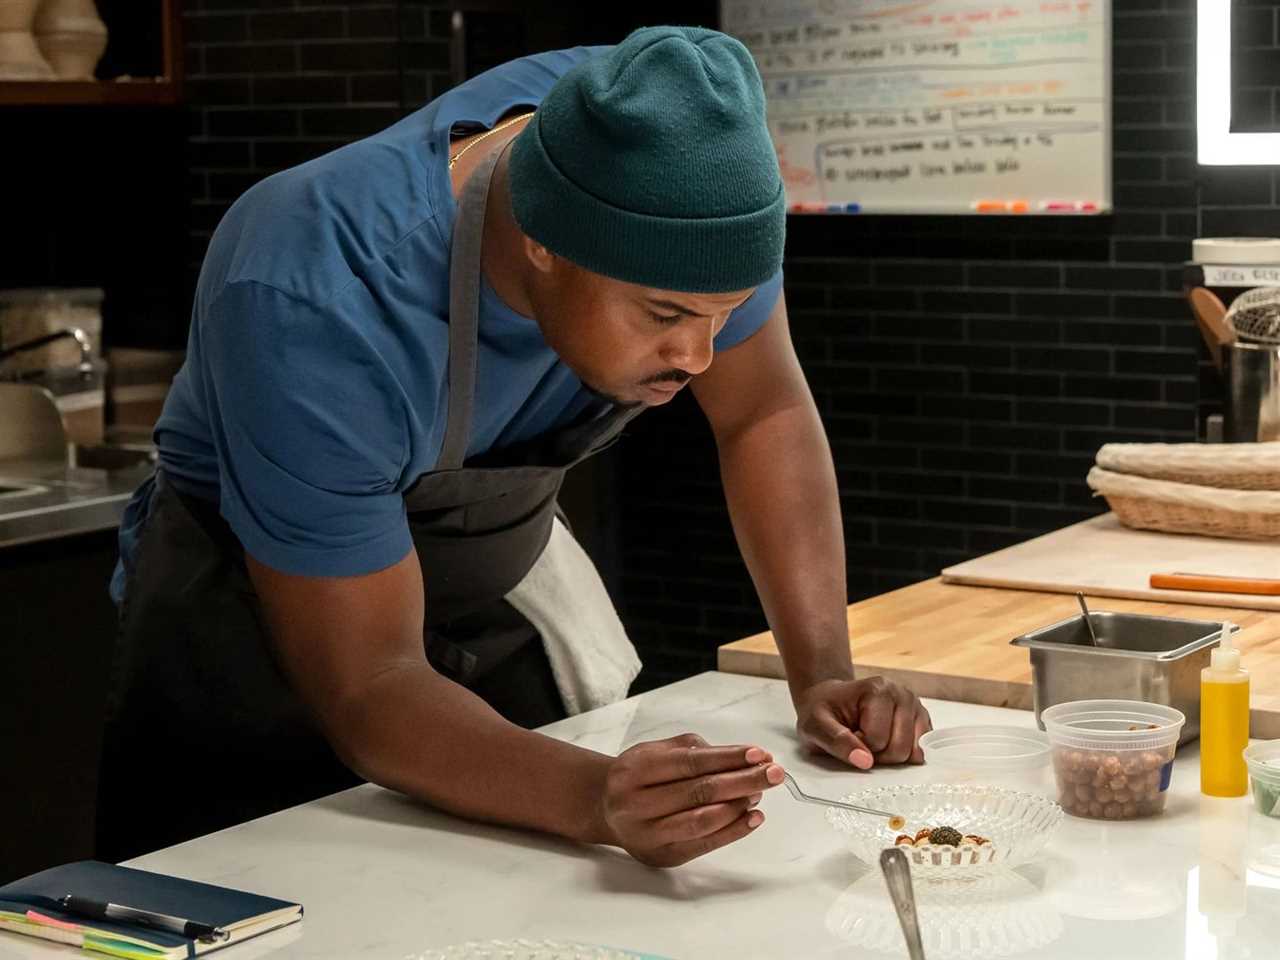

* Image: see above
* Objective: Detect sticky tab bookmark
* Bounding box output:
[25,910,82,931]
[82,935,168,959]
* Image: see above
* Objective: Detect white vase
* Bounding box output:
[33,0,106,80]
[0,0,55,79]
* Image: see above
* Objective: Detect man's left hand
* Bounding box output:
[794,677,932,769]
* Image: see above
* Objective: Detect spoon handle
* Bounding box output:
[1075,592,1100,647]
[880,847,927,960]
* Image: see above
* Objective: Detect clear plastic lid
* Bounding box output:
[1244,740,1280,784]
[1040,700,1185,751]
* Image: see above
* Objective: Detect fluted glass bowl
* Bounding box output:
[826,782,1063,877]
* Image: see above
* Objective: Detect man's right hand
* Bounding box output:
[249,551,784,867]
[599,733,784,867]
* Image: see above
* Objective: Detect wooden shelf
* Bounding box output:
[0,0,183,108]
[0,79,179,107]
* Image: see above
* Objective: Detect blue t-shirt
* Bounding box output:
[111,46,782,603]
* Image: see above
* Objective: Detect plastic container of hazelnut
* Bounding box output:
[1041,700,1185,820]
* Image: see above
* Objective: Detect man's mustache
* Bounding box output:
[641,370,692,386]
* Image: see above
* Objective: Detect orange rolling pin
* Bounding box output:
[1149,572,1280,596]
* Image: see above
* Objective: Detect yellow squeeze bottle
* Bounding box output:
[1200,621,1250,797]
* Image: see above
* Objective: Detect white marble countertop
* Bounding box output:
[5,672,1280,960]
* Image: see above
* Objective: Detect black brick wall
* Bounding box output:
[184,1,454,292]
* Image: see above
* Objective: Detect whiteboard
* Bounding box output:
[720,0,1112,215]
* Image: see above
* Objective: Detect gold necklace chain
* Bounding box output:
[448,112,534,170]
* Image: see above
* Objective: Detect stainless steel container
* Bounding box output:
[1011,613,1232,745]
[1225,341,1280,442]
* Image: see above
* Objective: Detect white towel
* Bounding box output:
[505,517,641,716]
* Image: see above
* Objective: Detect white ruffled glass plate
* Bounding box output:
[826,783,1063,878]
[826,867,1064,958]
[409,941,671,960]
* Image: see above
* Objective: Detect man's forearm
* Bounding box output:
[716,398,853,701]
[329,663,616,845]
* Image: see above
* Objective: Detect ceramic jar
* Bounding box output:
[0,0,55,79]
[33,0,106,79]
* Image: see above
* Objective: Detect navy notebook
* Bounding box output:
[0,860,302,959]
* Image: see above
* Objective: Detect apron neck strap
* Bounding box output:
[438,141,506,471]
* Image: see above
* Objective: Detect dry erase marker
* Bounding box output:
[1008,200,1029,213]
[60,895,230,943]
[973,200,1006,213]
[1041,200,1100,213]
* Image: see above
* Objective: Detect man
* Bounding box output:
[97,26,930,869]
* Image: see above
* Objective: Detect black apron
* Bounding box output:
[94,143,642,863]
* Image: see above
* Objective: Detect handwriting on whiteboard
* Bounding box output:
[722,0,1111,213]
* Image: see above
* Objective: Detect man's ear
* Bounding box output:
[523,236,557,275]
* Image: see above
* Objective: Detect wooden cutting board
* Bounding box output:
[941,514,1280,611]
[717,578,1280,737]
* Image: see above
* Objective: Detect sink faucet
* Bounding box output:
[0,327,95,377]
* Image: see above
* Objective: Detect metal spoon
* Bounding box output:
[880,847,926,960]
[1076,592,1100,647]
[781,771,906,831]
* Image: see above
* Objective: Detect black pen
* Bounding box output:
[59,894,230,943]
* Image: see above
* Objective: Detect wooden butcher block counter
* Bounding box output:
[718,577,1280,738]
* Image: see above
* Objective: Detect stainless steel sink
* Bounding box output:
[1,381,156,471]
[69,442,157,472]
[0,382,151,547]
[0,482,45,499]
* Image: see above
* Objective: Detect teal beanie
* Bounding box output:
[509,26,785,294]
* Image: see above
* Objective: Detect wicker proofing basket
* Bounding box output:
[1087,467,1280,540]
[1095,442,1280,491]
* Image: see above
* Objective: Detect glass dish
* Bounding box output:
[411,942,669,960]
[826,782,1063,878]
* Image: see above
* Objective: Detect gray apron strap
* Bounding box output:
[437,143,504,471]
